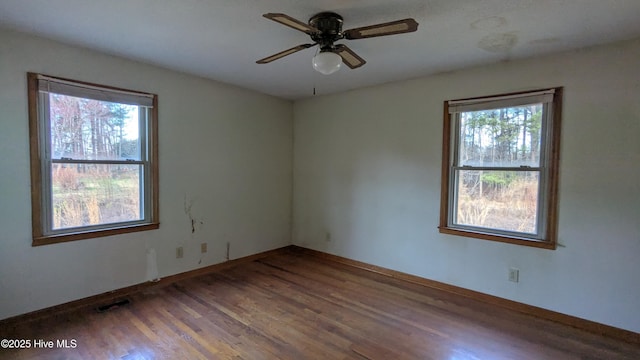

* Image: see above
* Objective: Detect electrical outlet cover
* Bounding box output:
[509,268,519,282]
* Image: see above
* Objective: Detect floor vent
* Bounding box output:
[96,298,130,313]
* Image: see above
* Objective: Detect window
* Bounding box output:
[439,88,562,249]
[28,73,159,246]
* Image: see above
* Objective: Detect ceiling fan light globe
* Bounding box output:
[312,51,342,75]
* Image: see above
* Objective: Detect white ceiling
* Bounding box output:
[1,0,639,100]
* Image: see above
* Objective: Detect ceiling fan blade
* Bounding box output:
[263,13,319,35]
[333,44,366,69]
[344,18,418,40]
[256,44,315,64]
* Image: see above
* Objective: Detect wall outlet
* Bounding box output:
[176,247,184,259]
[201,243,207,253]
[508,268,520,283]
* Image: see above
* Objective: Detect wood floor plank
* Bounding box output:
[1,248,638,359]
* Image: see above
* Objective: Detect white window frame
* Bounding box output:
[439,88,562,249]
[28,73,159,246]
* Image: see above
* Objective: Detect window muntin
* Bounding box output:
[440,88,561,248]
[29,73,159,245]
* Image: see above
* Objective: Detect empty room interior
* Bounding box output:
[0,0,639,359]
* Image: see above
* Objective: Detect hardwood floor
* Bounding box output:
[1,247,638,359]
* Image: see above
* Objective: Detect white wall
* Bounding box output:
[293,38,640,332]
[0,29,293,320]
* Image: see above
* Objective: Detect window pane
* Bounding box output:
[454,170,539,234]
[48,93,140,161]
[458,105,543,167]
[51,163,142,230]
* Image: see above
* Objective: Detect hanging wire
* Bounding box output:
[312,46,319,96]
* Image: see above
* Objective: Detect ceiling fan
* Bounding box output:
[256,12,419,75]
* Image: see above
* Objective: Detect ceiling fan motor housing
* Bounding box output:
[309,12,344,50]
